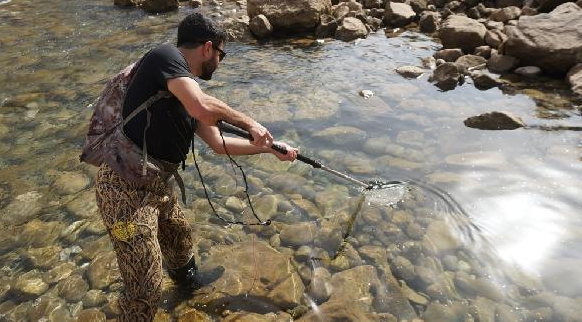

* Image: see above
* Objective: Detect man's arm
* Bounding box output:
[167,77,273,148]
[196,123,298,161]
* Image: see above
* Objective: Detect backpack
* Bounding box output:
[79,56,188,201]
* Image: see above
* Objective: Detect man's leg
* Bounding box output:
[157,192,195,282]
[96,164,164,322]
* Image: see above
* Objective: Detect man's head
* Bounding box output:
[177,13,227,80]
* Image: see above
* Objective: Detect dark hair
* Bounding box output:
[177,13,227,48]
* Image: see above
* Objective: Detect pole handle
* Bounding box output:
[216,120,322,169]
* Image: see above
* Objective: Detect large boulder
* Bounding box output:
[504,3,582,74]
[439,15,487,52]
[249,14,273,39]
[247,0,332,32]
[489,6,521,22]
[385,2,416,27]
[429,62,463,90]
[567,63,582,95]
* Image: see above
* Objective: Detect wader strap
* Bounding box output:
[142,108,151,176]
[174,171,187,204]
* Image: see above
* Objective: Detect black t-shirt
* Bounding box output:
[122,44,196,164]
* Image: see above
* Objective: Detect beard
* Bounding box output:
[199,58,218,81]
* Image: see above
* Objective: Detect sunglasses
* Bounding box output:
[213,43,226,62]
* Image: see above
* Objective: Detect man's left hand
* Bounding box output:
[272,141,298,162]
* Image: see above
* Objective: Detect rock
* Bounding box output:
[515,65,542,77]
[468,297,497,322]
[455,54,487,70]
[496,303,522,322]
[57,274,89,302]
[471,71,503,89]
[384,2,416,27]
[439,15,487,52]
[566,63,582,95]
[484,29,507,49]
[395,66,425,78]
[279,222,317,247]
[308,267,332,302]
[422,220,460,255]
[489,6,521,22]
[249,14,273,38]
[189,0,202,7]
[541,258,582,297]
[434,48,464,62]
[83,289,108,308]
[312,126,367,145]
[359,89,374,98]
[247,0,332,32]
[464,111,525,130]
[87,252,121,290]
[221,15,253,42]
[1,191,43,226]
[400,280,429,305]
[474,45,492,58]
[484,20,504,30]
[429,62,463,90]
[297,300,373,321]
[419,11,440,32]
[421,56,437,69]
[316,14,339,38]
[141,0,178,13]
[192,241,304,310]
[392,256,415,281]
[76,309,106,322]
[504,3,582,74]
[364,0,383,9]
[12,270,48,297]
[335,17,369,41]
[407,0,427,12]
[423,302,465,322]
[538,0,573,12]
[327,266,379,311]
[114,0,141,7]
[487,52,519,73]
[23,245,62,269]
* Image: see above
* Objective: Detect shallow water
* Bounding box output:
[1,0,582,321]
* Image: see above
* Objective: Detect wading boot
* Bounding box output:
[167,256,201,292]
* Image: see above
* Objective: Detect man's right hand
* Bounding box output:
[248,122,274,148]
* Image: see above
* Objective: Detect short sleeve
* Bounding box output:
[147,45,195,90]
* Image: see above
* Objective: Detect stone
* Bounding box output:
[474,45,492,58]
[23,245,62,269]
[83,289,108,308]
[407,0,427,12]
[76,309,106,322]
[429,62,463,90]
[297,300,373,321]
[335,17,369,41]
[12,270,48,297]
[364,0,383,9]
[247,0,332,32]
[66,190,98,219]
[566,63,582,95]
[1,191,43,226]
[384,2,416,27]
[489,6,521,22]
[359,89,374,99]
[221,15,253,42]
[141,0,178,13]
[419,11,440,33]
[515,65,542,77]
[455,54,487,70]
[439,15,487,52]
[189,0,202,7]
[485,29,507,49]
[57,274,89,302]
[308,267,332,302]
[464,111,525,130]
[392,256,415,281]
[434,48,464,62]
[395,66,425,78]
[316,14,339,38]
[487,52,519,73]
[279,222,317,247]
[470,71,503,90]
[421,56,437,69]
[87,252,121,290]
[541,258,582,297]
[422,220,460,255]
[504,3,582,74]
[312,126,367,145]
[468,297,497,322]
[249,14,273,39]
[114,0,141,6]
[192,241,304,309]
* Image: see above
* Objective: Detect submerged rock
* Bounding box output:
[1,191,43,226]
[429,62,463,91]
[504,3,582,74]
[279,222,317,247]
[12,270,48,297]
[192,241,304,310]
[312,126,367,145]
[470,71,503,90]
[515,65,542,77]
[422,220,460,255]
[464,111,526,130]
[395,66,425,78]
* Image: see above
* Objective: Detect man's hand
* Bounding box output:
[271,141,298,162]
[249,122,274,148]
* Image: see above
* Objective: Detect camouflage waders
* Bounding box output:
[95,163,193,322]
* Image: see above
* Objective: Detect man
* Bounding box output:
[95,13,298,322]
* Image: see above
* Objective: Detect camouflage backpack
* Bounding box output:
[79,55,187,197]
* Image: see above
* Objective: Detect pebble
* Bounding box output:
[359,90,374,99]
